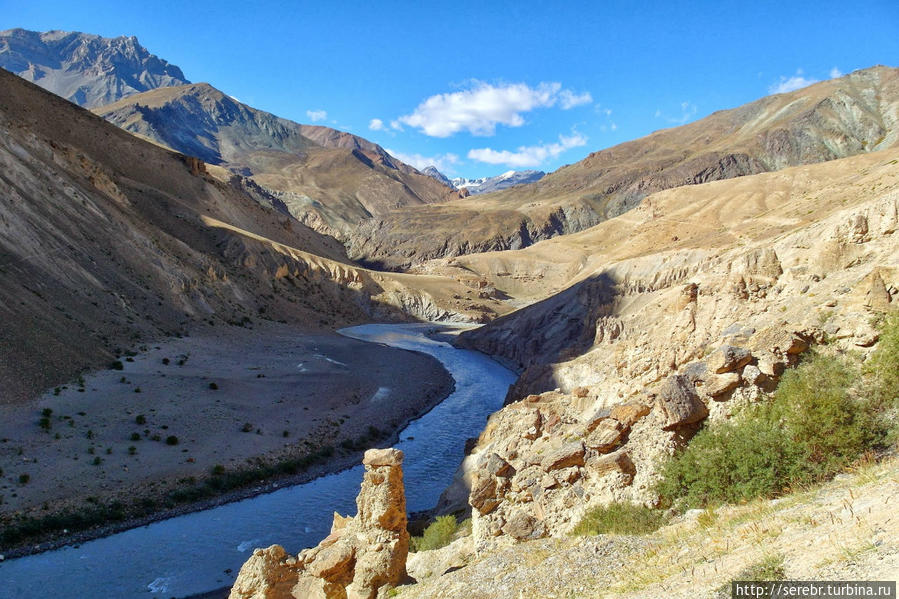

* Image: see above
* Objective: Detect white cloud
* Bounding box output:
[306,109,328,122]
[389,120,404,131]
[467,132,588,168]
[368,118,386,131]
[398,81,592,137]
[769,69,819,94]
[385,149,460,174]
[830,67,843,79]
[559,89,593,109]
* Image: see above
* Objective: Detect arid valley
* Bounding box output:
[1,9,898,599]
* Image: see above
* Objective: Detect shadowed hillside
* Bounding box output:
[0,69,496,403]
[93,84,463,239]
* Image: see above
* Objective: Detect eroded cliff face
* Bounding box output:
[230,449,410,599]
[445,150,898,550]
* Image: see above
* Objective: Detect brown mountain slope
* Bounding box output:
[454,146,899,390]
[0,69,497,403]
[349,65,899,270]
[92,83,463,238]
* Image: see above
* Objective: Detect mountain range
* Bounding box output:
[0,28,189,108]
[348,65,899,268]
[93,83,462,238]
[0,68,497,403]
[1,28,898,593]
[0,28,462,241]
[420,166,546,195]
[452,170,545,195]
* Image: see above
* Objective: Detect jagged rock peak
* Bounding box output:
[421,166,454,187]
[229,448,410,599]
[0,27,189,107]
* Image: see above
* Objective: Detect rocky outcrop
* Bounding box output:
[0,28,190,108]
[229,448,410,599]
[455,324,826,551]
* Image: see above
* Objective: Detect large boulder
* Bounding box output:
[229,545,298,599]
[706,345,752,374]
[656,374,708,430]
[540,442,586,472]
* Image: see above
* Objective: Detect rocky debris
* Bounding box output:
[469,473,502,516]
[229,545,299,599]
[609,403,651,427]
[229,448,410,599]
[706,345,752,374]
[585,420,626,452]
[406,536,474,583]
[502,512,545,540]
[701,372,742,398]
[540,442,587,472]
[656,375,708,430]
[588,451,636,478]
[749,327,809,356]
[453,310,839,550]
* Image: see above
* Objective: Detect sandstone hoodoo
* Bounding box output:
[229,448,410,599]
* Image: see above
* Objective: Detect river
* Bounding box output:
[0,323,516,599]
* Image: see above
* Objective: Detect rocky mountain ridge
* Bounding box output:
[433,146,898,550]
[0,69,500,403]
[0,28,189,108]
[348,66,899,270]
[450,170,545,195]
[93,83,463,240]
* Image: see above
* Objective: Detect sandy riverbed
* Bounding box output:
[0,321,453,552]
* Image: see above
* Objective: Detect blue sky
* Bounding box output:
[3,0,898,178]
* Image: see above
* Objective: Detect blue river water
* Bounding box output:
[0,323,516,599]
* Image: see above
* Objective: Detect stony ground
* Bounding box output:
[0,321,453,553]
[397,457,899,598]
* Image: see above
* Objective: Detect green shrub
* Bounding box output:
[571,502,668,536]
[657,352,886,509]
[165,435,179,446]
[110,360,124,370]
[866,313,899,412]
[774,354,877,477]
[19,473,30,484]
[411,514,460,552]
[135,414,147,425]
